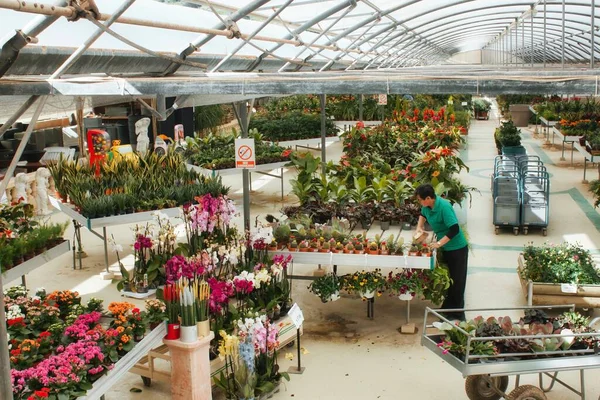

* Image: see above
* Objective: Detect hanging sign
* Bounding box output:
[288,303,304,329]
[560,283,578,294]
[378,94,388,105]
[235,138,256,169]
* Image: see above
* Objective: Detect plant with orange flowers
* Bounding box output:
[46,290,81,318]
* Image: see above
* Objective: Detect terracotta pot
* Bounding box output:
[319,248,329,253]
[355,250,365,254]
[368,249,379,255]
[421,252,432,257]
[380,250,389,256]
[289,247,299,252]
[408,251,419,256]
[299,248,309,252]
[343,249,354,254]
[310,247,319,252]
[267,247,278,252]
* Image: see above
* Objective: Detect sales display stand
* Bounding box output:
[270,250,435,332]
[129,315,302,387]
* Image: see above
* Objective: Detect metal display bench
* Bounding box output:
[80,323,167,400]
[269,249,435,324]
[552,126,580,165]
[272,135,341,152]
[1,240,70,288]
[518,156,549,236]
[422,305,600,400]
[186,161,289,200]
[492,155,522,235]
[574,142,600,184]
[49,196,181,272]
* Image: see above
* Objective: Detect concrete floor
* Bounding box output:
[7,102,600,399]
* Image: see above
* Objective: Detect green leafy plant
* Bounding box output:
[308,273,342,302]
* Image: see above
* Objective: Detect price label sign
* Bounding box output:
[461,101,468,106]
[561,283,578,294]
[288,303,304,329]
[235,138,256,169]
[377,94,388,105]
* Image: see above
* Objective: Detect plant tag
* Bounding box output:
[461,102,468,106]
[288,303,304,329]
[560,283,577,294]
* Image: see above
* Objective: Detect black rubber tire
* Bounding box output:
[507,385,547,400]
[142,376,152,387]
[465,375,509,400]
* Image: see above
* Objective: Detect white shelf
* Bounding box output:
[185,161,289,177]
[49,196,182,230]
[79,323,167,400]
[574,142,600,163]
[121,289,157,299]
[539,116,557,127]
[2,240,70,285]
[272,136,340,148]
[269,250,435,270]
[552,126,580,143]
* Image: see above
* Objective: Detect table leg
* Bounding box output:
[570,142,575,167]
[103,227,109,272]
[583,158,589,184]
[280,168,284,200]
[560,141,565,161]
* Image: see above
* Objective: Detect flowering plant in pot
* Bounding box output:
[354,242,365,254]
[308,273,342,303]
[333,241,344,253]
[386,269,426,300]
[343,269,385,299]
[288,239,299,251]
[298,240,309,252]
[163,284,181,340]
[144,299,166,329]
[367,241,379,255]
[178,279,198,343]
[320,240,331,253]
[194,279,211,338]
[344,243,354,254]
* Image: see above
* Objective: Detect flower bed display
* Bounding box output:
[284,109,473,225]
[184,129,292,170]
[0,201,67,272]
[517,242,600,307]
[249,109,339,142]
[48,152,228,219]
[432,309,599,363]
[4,287,156,399]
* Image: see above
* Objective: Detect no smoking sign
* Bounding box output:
[235,138,256,169]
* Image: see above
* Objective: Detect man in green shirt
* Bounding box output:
[415,184,468,321]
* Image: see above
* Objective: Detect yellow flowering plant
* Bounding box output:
[342,269,385,295]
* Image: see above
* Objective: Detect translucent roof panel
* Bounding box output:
[0,0,598,77]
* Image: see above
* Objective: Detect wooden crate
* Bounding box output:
[517,254,600,308]
[129,315,302,386]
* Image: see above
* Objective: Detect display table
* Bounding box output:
[129,315,301,387]
[50,196,181,272]
[1,240,70,287]
[551,126,581,165]
[573,142,600,183]
[271,135,340,151]
[186,162,289,199]
[79,323,167,400]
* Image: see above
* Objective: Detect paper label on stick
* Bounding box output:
[561,283,577,294]
[288,303,304,329]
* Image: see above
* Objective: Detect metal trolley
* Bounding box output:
[492,155,522,235]
[518,156,550,236]
[422,305,600,400]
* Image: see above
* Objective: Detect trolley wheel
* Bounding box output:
[141,376,152,387]
[465,375,509,400]
[286,341,295,348]
[523,227,528,235]
[507,385,547,400]
[494,227,499,235]
[542,228,548,236]
[513,227,519,236]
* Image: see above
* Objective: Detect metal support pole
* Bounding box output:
[234,102,251,232]
[320,94,326,174]
[0,271,12,400]
[544,0,547,68]
[522,18,525,67]
[0,95,39,139]
[0,96,47,200]
[592,0,596,69]
[0,96,47,400]
[49,0,136,78]
[359,94,364,121]
[531,6,534,68]
[562,0,566,69]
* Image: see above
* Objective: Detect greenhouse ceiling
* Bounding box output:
[0,0,599,96]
